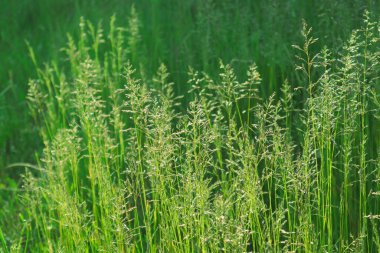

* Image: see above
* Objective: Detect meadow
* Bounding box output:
[1,1,380,252]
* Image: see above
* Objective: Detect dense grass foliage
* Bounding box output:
[1,2,380,253]
[0,9,378,252]
[1,0,378,168]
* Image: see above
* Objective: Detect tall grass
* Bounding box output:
[1,9,380,253]
[2,0,378,170]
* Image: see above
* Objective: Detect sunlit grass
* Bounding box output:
[1,6,380,253]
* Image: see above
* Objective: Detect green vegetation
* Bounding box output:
[1,1,380,252]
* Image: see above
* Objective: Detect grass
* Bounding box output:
[1,1,380,253]
[1,10,379,252]
[0,0,376,168]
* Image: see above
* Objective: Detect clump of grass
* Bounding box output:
[2,9,379,253]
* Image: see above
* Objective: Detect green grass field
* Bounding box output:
[1,1,380,252]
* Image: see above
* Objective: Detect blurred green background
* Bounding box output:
[0,0,379,237]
